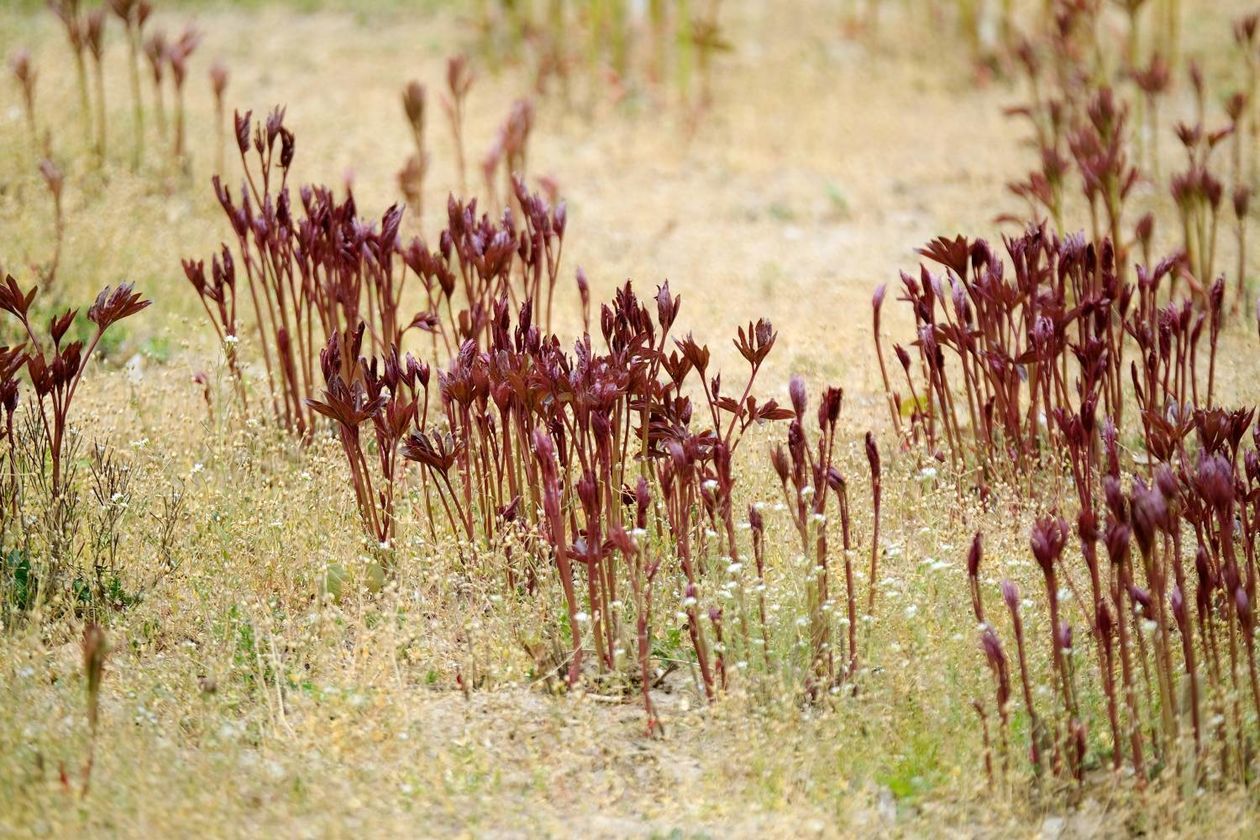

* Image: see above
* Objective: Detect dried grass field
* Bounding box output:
[4,0,1260,836]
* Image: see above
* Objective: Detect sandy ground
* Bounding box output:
[3,1,1037,402]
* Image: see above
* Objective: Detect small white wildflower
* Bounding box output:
[683,596,697,607]
[574,611,590,624]
[191,462,204,475]
[905,604,918,619]
[726,562,742,575]
[801,485,815,498]
[918,466,938,480]
[810,512,827,525]
[702,479,719,492]
[223,334,240,345]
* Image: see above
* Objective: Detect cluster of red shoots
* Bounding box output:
[0,276,150,502]
[184,113,893,730]
[971,407,1260,789]
[873,225,1227,488]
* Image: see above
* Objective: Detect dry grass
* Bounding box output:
[3,1,1260,837]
